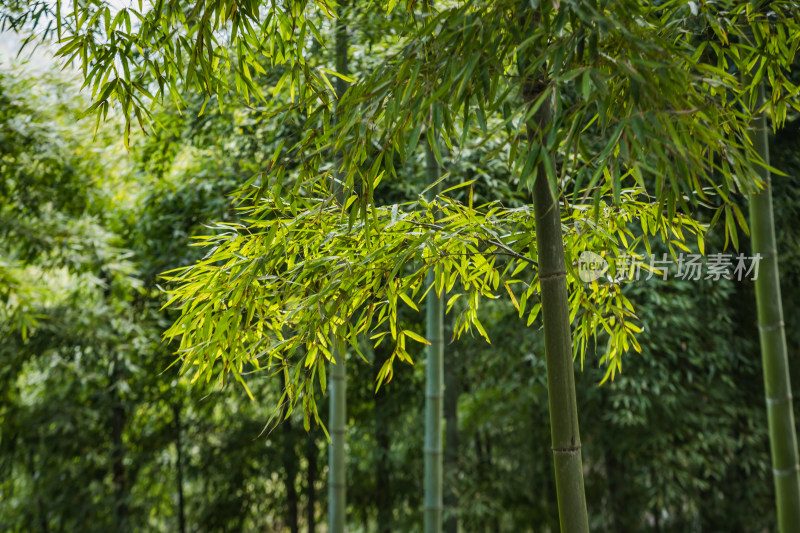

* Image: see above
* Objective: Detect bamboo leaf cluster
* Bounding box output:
[7,0,800,438]
[163,183,706,419]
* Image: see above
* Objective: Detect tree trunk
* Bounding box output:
[328,8,349,533]
[606,449,635,532]
[424,140,445,533]
[37,496,49,533]
[110,360,129,533]
[526,101,590,533]
[444,339,459,533]
[328,351,346,533]
[748,80,800,533]
[486,436,500,533]
[517,3,589,530]
[474,431,491,533]
[306,432,318,533]
[173,403,186,533]
[281,374,300,533]
[375,386,392,533]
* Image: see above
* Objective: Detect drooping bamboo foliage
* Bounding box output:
[159,0,776,435]
[424,141,445,533]
[328,8,349,533]
[748,80,800,533]
[8,0,800,531]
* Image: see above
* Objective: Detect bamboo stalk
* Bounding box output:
[173,403,186,533]
[306,431,318,533]
[517,3,588,525]
[748,80,800,533]
[424,142,444,533]
[517,1,589,528]
[328,347,346,533]
[422,2,444,523]
[328,9,349,533]
[444,346,459,533]
[528,101,590,532]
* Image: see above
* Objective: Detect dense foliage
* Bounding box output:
[2,0,800,530]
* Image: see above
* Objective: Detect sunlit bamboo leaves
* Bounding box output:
[8,0,799,422]
[164,183,706,417]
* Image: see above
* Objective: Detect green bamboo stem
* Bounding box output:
[173,403,186,533]
[444,352,459,533]
[328,346,346,533]
[328,9,348,533]
[748,80,800,533]
[422,3,444,524]
[515,2,588,526]
[424,142,444,533]
[528,103,589,531]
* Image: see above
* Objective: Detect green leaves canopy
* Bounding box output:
[6,0,799,418]
[163,183,706,421]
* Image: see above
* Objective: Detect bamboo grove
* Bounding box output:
[2,0,800,531]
